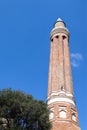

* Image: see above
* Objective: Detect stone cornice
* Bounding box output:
[47,97,75,106]
[50,26,70,39]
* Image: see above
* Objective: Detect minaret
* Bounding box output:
[47,18,81,130]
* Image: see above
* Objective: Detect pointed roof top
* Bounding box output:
[55,17,66,27]
[57,18,63,22]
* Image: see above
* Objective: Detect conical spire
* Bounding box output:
[57,18,63,22]
[54,18,66,27]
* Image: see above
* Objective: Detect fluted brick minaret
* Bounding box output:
[47,18,81,130]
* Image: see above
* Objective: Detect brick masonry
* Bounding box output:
[47,19,81,130]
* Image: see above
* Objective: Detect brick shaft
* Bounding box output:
[47,19,81,130]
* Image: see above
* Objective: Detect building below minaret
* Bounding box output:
[47,18,81,130]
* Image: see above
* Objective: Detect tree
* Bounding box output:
[0,88,51,130]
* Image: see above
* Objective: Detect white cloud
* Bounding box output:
[71,53,83,68]
[71,53,83,60]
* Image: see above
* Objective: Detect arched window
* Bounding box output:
[55,35,59,39]
[51,38,53,42]
[49,111,54,120]
[62,35,66,40]
[72,113,76,121]
[59,110,66,118]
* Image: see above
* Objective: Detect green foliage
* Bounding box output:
[0,88,51,130]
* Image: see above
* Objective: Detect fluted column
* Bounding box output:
[51,36,59,92]
[48,41,53,98]
[64,37,74,95]
[58,35,65,91]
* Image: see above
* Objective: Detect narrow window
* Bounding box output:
[62,35,66,40]
[51,38,53,42]
[61,86,64,91]
[55,35,59,39]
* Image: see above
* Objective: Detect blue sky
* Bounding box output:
[0,0,87,129]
